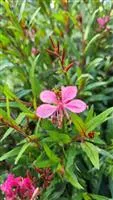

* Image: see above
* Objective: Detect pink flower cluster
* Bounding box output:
[97,16,110,29]
[0,174,36,200]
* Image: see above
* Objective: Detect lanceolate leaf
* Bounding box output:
[0,85,34,116]
[29,7,41,26]
[15,142,31,164]
[86,107,113,133]
[48,131,71,144]
[0,147,21,161]
[84,34,101,54]
[43,144,60,163]
[84,9,99,40]
[86,57,103,71]
[29,55,40,109]
[66,145,78,170]
[90,193,111,200]
[18,0,26,21]
[65,170,83,189]
[34,160,52,168]
[81,142,99,169]
[70,113,86,134]
[1,112,25,142]
[85,82,106,90]
[85,106,94,123]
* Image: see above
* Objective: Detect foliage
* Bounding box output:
[0,0,113,199]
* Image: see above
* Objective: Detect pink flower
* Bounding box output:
[0,174,21,200]
[19,177,35,199]
[36,86,87,127]
[0,174,35,200]
[97,16,110,28]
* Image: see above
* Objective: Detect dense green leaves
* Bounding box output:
[15,142,31,164]
[86,107,113,133]
[43,144,60,164]
[0,0,113,199]
[0,112,25,142]
[48,131,71,144]
[65,170,83,190]
[0,147,21,161]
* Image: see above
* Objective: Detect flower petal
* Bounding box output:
[40,90,57,104]
[97,18,105,27]
[64,99,87,113]
[36,104,57,118]
[61,86,77,103]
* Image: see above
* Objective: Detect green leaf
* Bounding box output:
[85,82,106,90]
[81,142,99,169]
[109,179,113,198]
[84,9,99,40]
[86,58,103,71]
[84,34,101,54]
[0,147,21,161]
[1,0,12,16]
[66,145,78,170]
[29,7,41,26]
[15,101,34,116]
[70,113,86,134]
[49,183,66,200]
[1,113,25,142]
[48,131,71,144]
[65,170,83,189]
[43,144,60,163]
[98,148,113,160]
[17,89,31,98]
[34,151,53,168]
[86,107,113,133]
[15,142,31,164]
[85,106,94,123]
[3,85,17,100]
[77,74,93,87]
[90,193,111,200]
[83,193,92,200]
[29,55,40,109]
[34,160,52,168]
[0,85,34,117]
[18,0,26,21]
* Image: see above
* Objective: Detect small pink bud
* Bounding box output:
[97,16,110,29]
[31,47,40,56]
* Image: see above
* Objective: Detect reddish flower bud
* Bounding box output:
[88,132,95,139]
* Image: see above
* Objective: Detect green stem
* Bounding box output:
[64,72,70,85]
[33,97,37,110]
